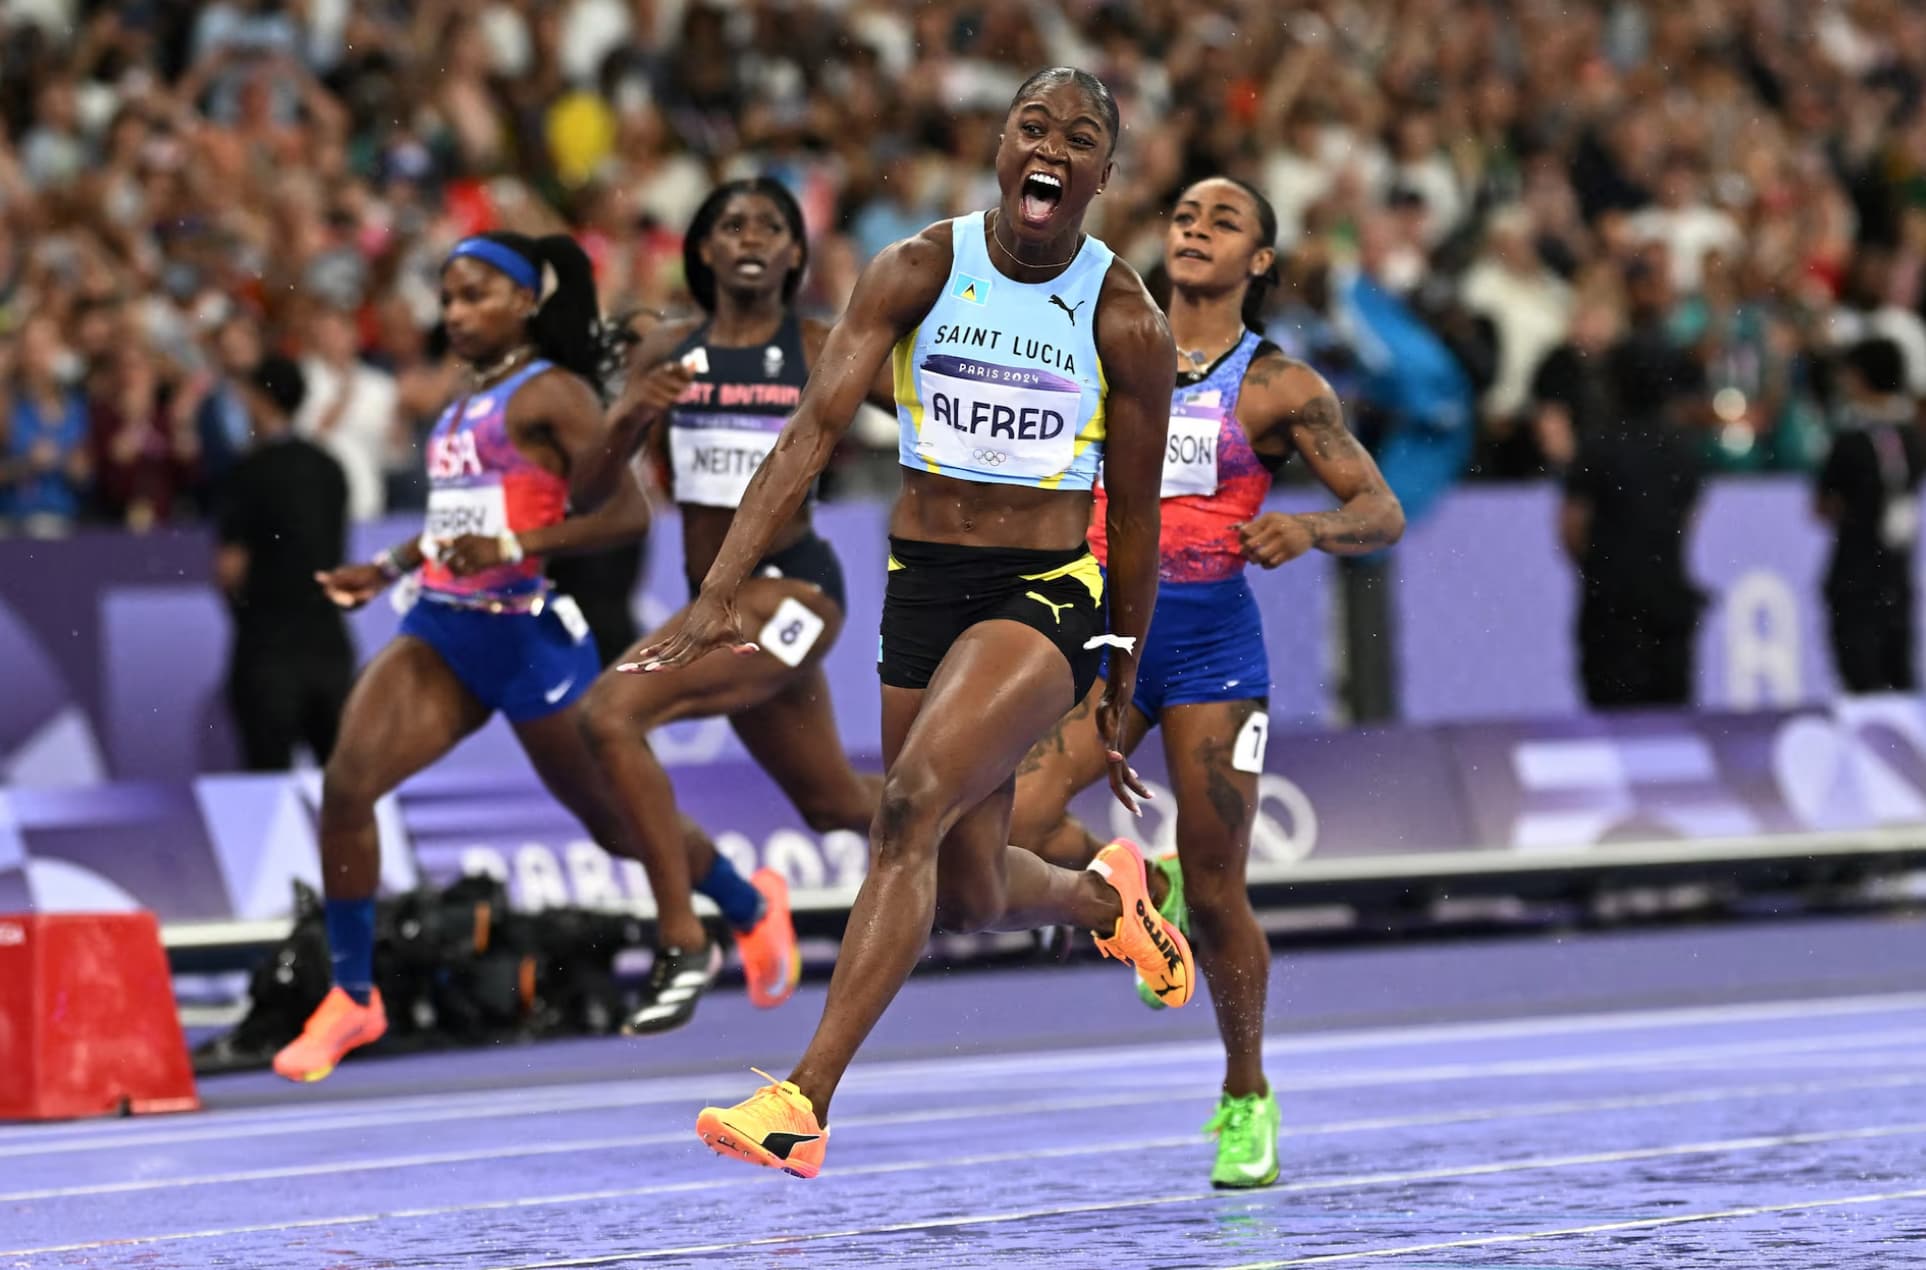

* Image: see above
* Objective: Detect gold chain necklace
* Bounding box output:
[987,209,1079,270]
[471,343,534,385]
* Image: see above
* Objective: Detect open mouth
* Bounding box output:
[1174,247,1211,262]
[733,257,768,278]
[1019,171,1064,226]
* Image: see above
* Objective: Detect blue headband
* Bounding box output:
[446,237,540,291]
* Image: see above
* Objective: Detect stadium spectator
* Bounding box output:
[215,353,353,771]
[1509,279,1625,478]
[188,308,269,489]
[1626,154,1742,294]
[848,141,943,266]
[1816,337,1925,694]
[0,313,90,537]
[2,0,1926,540]
[1561,331,1709,709]
[293,303,397,523]
[87,339,197,532]
[365,291,458,515]
[1460,206,1574,438]
[1828,249,1926,396]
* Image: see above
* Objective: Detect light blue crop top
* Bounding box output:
[892,211,1114,491]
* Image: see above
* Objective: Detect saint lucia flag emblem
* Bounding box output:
[952,273,991,305]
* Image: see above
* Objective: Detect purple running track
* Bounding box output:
[3,914,1924,1268]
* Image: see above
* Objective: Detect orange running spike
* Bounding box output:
[272,987,389,1083]
[695,1067,829,1178]
[735,869,802,1009]
[1089,839,1196,1008]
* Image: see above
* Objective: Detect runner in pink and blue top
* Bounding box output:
[414,357,572,603]
[271,232,703,1085]
[1010,177,1407,1188]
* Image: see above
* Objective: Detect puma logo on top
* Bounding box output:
[1048,294,1086,326]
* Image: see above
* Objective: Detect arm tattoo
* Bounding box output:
[1287,393,1346,462]
[1281,385,1403,553]
[1299,506,1399,551]
[1242,354,1290,391]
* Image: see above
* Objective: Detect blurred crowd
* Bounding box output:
[5,0,1926,539]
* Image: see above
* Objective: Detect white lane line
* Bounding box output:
[9,1023,1926,1162]
[486,1121,1926,1267]
[0,1077,730,1160]
[1652,1048,1926,1071]
[1218,1187,1926,1267]
[9,1070,1925,1204]
[0,1093,1146,1201]
[11,1117,1926,1260]
[738,991,1926,1090]
[14,990,1926,1148]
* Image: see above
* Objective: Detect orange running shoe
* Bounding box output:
[272,986,388,1082]
[735,868,801,1009]
[695,1068,829,1178]
[1089,839,1196,1008]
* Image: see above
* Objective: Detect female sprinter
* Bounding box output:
[271,233,728,1082]
[578,178,887,1032]
[631,67,1197,1179]
[1011,177,1404,1187]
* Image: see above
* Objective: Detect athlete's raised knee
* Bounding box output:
[869,766,959,867]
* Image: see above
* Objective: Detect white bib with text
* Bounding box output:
[1160,403,1223,499]
[671,413,784,508]
[913,355,1082,482]
[422,484,507,542]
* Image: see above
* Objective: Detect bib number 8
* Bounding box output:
[758,596,827,669]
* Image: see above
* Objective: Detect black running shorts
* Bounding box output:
[878,535,1105,701]
[686,530,847,615]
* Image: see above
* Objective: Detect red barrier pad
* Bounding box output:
[0,912,200,1120]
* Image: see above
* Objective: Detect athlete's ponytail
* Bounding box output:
[524,233,605,393]
[445,231,627,401]
[1220,177,1280,332]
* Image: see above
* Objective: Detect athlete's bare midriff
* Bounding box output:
[892,468,1095,552]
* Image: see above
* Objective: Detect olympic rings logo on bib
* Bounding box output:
[915,352,1085,483]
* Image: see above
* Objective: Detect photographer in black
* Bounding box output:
[215,354,353,769]
[1817,338,1925,694]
